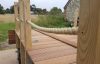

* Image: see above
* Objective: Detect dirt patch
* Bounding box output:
[0,40,16,50]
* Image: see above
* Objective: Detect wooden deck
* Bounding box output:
[18,30,77,64]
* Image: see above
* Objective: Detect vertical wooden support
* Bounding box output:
[23,0,32,50]
[14,2,19,32]
[19,0,26,64]
[14,2,18,48]
[19,0,25,43]
[77,0,100,64]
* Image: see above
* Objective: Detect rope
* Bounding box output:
[27,21,78,34]
[16,18,78,34]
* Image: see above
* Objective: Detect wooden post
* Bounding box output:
[23,0,32,50]
[19,0,26,64]
[19,0,25,43]
[77,0,100,64]
[14,2,19,32]
[14,2,20,48]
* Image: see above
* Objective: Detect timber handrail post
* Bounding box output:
[23,0,32,63]
[14,2,19,32]
[19,0,26,64]
[19,0,24,42]
[78,0,100,64]
[23,0,32,50]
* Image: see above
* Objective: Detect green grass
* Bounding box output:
[0,22,15,43]
[33,15,72,28]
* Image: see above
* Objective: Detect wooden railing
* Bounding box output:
[14,0,100,64]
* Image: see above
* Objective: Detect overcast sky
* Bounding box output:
[0,0,68,11]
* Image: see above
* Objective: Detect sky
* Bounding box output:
[0,0,68,11]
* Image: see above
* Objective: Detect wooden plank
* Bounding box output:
[32,41,59,46]
[35,54,76,64]
[23,0,32,50]
[35,29,77,48]
[18,0,26,64]
[20,43,26,64]
[32,43,66,50]
[32,36,55,43]
[31,48,76,62]
[32,42,66,50]
[15,33,20,48]
[14,2,20,48]
[28,45,75,55]
[77,0,100,64]
[28,41,76,62]
[19,0,25,43]
[14,2,19,32]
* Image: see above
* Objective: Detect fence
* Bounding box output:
[14,0,100,64]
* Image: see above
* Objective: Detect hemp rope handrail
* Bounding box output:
[16,18,78,34]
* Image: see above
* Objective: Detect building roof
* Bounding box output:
[64,0,72,9]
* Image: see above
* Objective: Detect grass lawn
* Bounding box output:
[33,15,72,28]
[0,22,15,43]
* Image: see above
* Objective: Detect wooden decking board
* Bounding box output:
[34,54,76,64]
[32,37,56,43]
[35,30,77,48]
[32,41,60,46]
[28,45,74,55]
[18,30,77,64]
[32,42,67,50]
[29,47,76,62]
[30,51,76,61]
[56,34,77,44]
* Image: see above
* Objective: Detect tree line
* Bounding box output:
[0,4,62,15]
[0,4,14,14]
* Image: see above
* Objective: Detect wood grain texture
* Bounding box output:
[35,54,76,64]
[19,0,26,64]
[27,30,77,64]
[78,0,100,64]
[23,0,32,50]
[30,45,76,62]
[19,0,25,43]
[15,29,77,64]
[35,29,77,48]
[14,2,20,49]
[14,2,19,32]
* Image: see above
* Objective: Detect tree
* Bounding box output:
[35,8,43,14]
[5,8,10,13]
[10,5,14,14]
[30,4,48,15]
[30,4,36,11]
[49,7,62,15]
[0,4,5,14]
[30,4,37,14]
[42,9,48,14]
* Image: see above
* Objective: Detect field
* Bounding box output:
[0,14,15,43]
[0,14,15,23]
[0,14,38,23]
[0,14,71,42]
[33,15,72,28]
[0,23,15,43]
